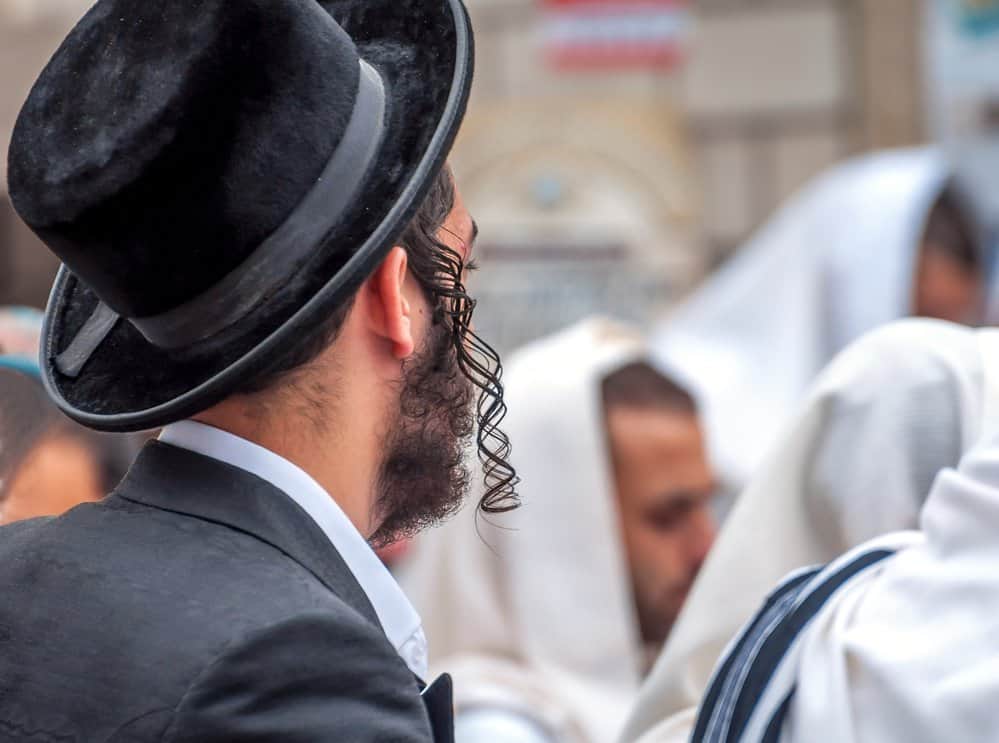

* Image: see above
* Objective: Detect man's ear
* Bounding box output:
[365,246,415,360]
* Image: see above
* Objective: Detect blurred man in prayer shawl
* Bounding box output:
[653,148,988,497]
[624,318,999,743]
[0,307,136,523]
[401,318,717,743]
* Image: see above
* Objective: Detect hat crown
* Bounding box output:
[8,0,362,318]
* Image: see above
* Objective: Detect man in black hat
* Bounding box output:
[0,0,517,740]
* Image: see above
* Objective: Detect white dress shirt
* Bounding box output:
[159,420,428,679]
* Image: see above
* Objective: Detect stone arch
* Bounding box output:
[450,100,702,351]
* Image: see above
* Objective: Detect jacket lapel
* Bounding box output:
[115,441,381,630]
[420,673,455,743]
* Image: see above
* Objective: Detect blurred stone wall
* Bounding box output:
[690,0,924,260]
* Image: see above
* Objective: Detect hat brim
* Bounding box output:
[40,0,473,432]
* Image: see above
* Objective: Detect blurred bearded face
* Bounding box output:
[608,405,717,648]
[369,192,478,547]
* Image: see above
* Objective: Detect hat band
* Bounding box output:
[55,59,387,377]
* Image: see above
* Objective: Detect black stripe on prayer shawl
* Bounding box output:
[761,691,795,743]
[692,548,896,743]
[693,568,821,742]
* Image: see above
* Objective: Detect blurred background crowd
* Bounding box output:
[3,0,999,741]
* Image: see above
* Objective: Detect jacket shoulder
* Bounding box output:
[166,610,433,742]
[0,497,397,734]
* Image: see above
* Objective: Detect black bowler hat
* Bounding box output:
[7,0,473,431]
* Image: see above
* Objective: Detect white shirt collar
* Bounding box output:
[159,420,428,679]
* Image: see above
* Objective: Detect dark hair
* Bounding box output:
[235,299,353,398]
[922,186,981,273]
[237,167,519,514]
[601,361,697,415]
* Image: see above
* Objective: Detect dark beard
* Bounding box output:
[368,319,474,547]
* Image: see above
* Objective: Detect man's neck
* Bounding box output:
[193,398,379,537]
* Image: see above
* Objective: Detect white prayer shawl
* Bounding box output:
[401,318,650,743]
[623,319,999,743]
[652,148,952,493]
[787,432,999,743]
[623,319,985,741]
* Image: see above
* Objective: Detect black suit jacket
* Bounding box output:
[0,441,446,742]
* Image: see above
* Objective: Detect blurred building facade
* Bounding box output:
[458,0,926,352]
[0,0,925,352]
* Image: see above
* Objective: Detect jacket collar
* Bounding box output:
[115,440,380,629]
